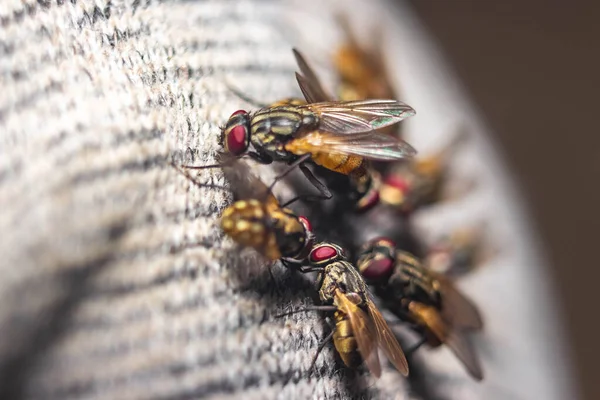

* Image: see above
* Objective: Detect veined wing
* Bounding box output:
[220,155,279,206]
[408,300,483,380]
[286,130,416,161]
[293,49,333,103]
[366,294,409,376]
[446,330,484,381]
[301,99,415,134]
[408,300,448,342]
[335,290,382,377]
[430,271,484,331]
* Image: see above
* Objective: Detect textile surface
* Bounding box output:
[0,0,575,399]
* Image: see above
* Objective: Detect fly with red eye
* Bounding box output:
[275,241,410,378]
[171,157,317,270]
[175,48,417,202]
[355,237,485,380]
[223,109,251,155]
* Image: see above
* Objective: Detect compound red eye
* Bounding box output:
[225,110,249,156]
[361,258,394,281]
[298,216,312,233]
[227,125,248,155]
[231,109,247,117]
[310,244,338,263]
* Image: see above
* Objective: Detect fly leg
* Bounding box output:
[266,153,312,195]
[266,261,283,297]
[281,259,323,274]
[251,153,331,202]
[170,162,228,191]
[268,159,333,207]
[176,152,271,171]
[309,327,336,375]
[299,163,332,200]
[279,165,333,206]
[273,305,337,319]
[295,265,324,274]
[223,79,270,108]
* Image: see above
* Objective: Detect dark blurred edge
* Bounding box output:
[405,1,600,399]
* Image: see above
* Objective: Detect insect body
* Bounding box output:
[220,49,416,198]
[356,238,484,380]
[172,159,314,265]
[220,194,313,263]
[281,242,409,377]
[291,49,398,212]
[223,99,415,170]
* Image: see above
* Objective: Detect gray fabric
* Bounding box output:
[0,0,413,398]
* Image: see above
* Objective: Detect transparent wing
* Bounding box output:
[302,99,415,134]
[293,49,332,103]
[335,291,382,378]
[366,294,410,376]
[220,156,279,206]
[408,300,483,380]
[446,330,484,381]
[288,130,416,161]
[408,301,448,341]
[431,272,484,331]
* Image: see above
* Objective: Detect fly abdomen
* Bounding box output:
[221,200,282,260]
[308,150,366,176]
[394,254,441,306]
[333,310,362,368]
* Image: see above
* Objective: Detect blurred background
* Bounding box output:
[407,1,599,398]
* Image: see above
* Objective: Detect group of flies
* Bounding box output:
[173,22,484,382]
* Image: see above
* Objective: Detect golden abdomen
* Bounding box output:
[333,311,362,368]
[311,152,365,175]
[220,200,281,260]
[284,135,366,176]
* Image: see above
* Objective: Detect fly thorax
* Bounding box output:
[394,263,440,306]
[270,210,306,259]
[318,272,336,304]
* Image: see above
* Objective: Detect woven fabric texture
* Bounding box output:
[0,0,416,399]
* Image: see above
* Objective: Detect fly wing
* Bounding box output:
[446,330,484,381]
[366,294,409,376]
[408,301,483,380]
[408,301,449,342]
[293,49,333,103]
[220,156,279,206]
[303,99,415,134]
[335,290,382,377]
[431,272,484,331]
[287,129,416,161]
